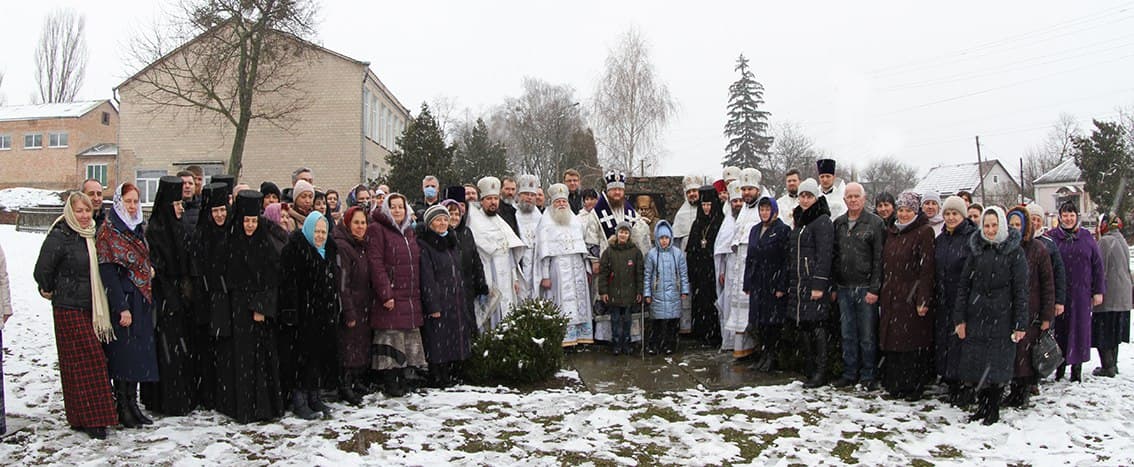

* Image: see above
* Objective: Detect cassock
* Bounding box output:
[821,180,848,220]
[724,201,761,358]
[714,208,738,351]
[687,196,723,345]
[516,207,543,299]
[535,212,594,347]
[467,203,527,332]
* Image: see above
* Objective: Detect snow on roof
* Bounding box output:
[0,187,64,211]
[1033,158,1082,185]
[0,100,106,122]
[912,161,1001,195]
[77,143,118,157]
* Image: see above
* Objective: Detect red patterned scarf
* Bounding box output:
[96,218,153,302]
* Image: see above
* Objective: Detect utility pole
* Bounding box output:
[975,136,987,203]
[1019,158,1025,204]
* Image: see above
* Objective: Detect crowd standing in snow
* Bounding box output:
[2,158,1129,440]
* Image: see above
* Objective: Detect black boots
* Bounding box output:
[1093,348,1118,378]
[1070,363,1082,382]
[430,363,454,389]
[380,370,407,397]
[113,380,149,428]
[968,386,1002,425]
[1003,379,1032,408]
[290,389,319,420]
[804,328,829,389]
[77,427,108,439]
[307,390,333,418]
[339,370,364,406]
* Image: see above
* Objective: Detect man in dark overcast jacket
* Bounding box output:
[831,182,886,390]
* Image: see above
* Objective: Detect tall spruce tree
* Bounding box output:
[384,103,455,196]
[453,118,509,185]
[1073,119,1134,216]
[722,54,774,169]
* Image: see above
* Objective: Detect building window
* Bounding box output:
[24,134,43,149]
[49,132,69,148]
[993,175,999,184]
[0,135,10,150]
[102,112,111,125]
[370,95,379,140]
[363,88,371,140]
[136,169,167,203]
[86,164,108,186]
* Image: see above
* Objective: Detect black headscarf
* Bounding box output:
[147,176,189,279]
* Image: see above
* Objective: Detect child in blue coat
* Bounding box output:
[644,220,690,355]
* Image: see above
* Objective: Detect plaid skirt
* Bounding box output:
[53,308,118,428]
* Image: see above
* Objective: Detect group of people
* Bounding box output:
[16,156,1132,439]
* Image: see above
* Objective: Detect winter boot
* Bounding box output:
[982,386,1002,425]
[381,370,406,398]
[804,328,829,389]
[339,371,363,406]
[114,381,141,429]
[81,427,108,439]
[1070,363,1082,383]
[1003,381,1028,408]
[125,383,153,425]
[955,384,976,408]
[968,389,992,423]
[307,389,333,418]
[289,389,319,420]
[1055,364,1066,381]
[430,363,452,388]
[1093,348,1117,378]
[944,381,961,406]
[403,367,426,393]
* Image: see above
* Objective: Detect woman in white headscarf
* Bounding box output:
[34,193,118,439]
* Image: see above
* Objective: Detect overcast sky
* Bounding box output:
[3,0,1133,182]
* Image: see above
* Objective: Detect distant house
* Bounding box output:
[115,26,411,202]
[0,100,119,190]
[913,160,1021,207]
[1033,158,1095,219]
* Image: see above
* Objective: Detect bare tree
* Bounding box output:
[591,28,676,175]
[1022,113,1081,197]
[124,0,318,177]
[763,122,821,195]
[489,78,586,187]
[428,94,462,144]
[860,157,920,200]
[34,9,87,103]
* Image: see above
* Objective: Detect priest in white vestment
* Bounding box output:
[515,174,543,299]
[724,168,763,359]
[468,176,527,332]
[714,180,744,352]
[536,184,595,347]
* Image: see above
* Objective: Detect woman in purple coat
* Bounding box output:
[1044,202,1105,382]
[367,193,424,397]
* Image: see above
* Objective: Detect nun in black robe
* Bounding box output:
[187,182,229,410]
[214,191,284,423]
[141,176,197,416]
[686,186,724,345]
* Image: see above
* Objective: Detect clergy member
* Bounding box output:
[515,174,543,298]
[817,159,847,219]
[714,180,745,351]
[723,168,763,360]
[467,176,527,331]
[536,184,595,348]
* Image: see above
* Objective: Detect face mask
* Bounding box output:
[424,186,438,198]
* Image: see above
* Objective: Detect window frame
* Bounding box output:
[49,132,69,148]
[135,169,167,204]
[0,135,11,150]
[24,133,43,149]
[86,163,108,186]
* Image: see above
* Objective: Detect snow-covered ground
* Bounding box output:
[2,224,1132,465]
[0,188,64,211]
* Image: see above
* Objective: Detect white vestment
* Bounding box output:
[516,207,543,299]
[724,201,761,355]
[467,204,527,331]
[535,213,594,345]
[777,193,798,228]
[713,209,738,351]
[821,179,848,220]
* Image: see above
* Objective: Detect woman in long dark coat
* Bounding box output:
[367,193,425,397]
[1092,214,1131,378]
[934,196,976,404]
[954,207,1029,425]
[687,186,724,345]
[1045,202,1105,382]
[188,182,229,410]
[442,198,489,349]
[34,193,118,439]
[743,197,790,373]
[418,205,473,387]
[879,191,936,401]
[141,176,197,416]
[1005,207,1055,407]
[97,183,159,428]
[332,206,373,405]
[215,191,284,423]
[280,211,340,419]
[786,179,834,388]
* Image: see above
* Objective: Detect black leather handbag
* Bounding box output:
[1032,329,1063,377]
